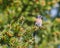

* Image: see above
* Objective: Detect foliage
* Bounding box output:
[0,0,60,48]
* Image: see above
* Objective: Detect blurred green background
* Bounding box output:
[0,0,60,48]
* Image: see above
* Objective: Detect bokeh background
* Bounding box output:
[0,0,60,48]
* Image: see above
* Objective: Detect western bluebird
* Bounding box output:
[35,15,42,27]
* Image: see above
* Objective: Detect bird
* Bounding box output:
[35,15,42,27]
[33,15,43,41]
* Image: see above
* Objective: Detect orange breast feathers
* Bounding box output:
[35,18,42,24]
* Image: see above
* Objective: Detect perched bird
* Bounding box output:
[33,15,43,45]
[33,15,43,40]
[35,15,42,27]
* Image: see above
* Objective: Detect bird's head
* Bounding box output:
[36,15,43,19]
